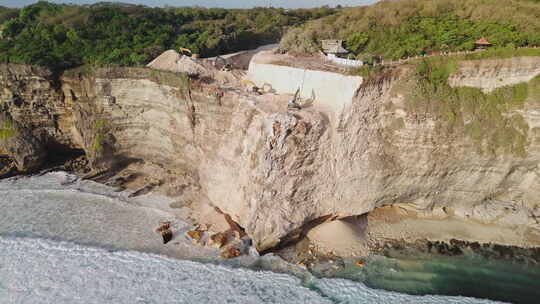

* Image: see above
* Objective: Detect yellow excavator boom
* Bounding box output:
[240,79,257,87]
[179,48,192,55]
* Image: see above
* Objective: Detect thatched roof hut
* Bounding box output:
[321,40,349,55]
[475,38,492,49]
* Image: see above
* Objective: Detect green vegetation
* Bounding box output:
[91,120,106,152]
[279,0,540,60]
[0,1,335,70]
[406,58,537,157]
[0,120,16,140]
[354,65,390,77]
[150,69,190,90]
[0,6,18,24]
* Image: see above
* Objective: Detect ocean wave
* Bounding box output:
[0,235,501,304]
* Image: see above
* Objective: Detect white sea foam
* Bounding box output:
[0,236,504,304]
[0,236,332,304]
[0,173,503,303]
[0,172,216,259]
[313,278,502,304]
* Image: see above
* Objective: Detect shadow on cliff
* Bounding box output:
[44,142,86,167]
[83,154,143,183]
[260,214,368,255]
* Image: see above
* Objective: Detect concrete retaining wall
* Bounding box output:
[247,62,363,108]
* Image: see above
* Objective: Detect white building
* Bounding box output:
[321,40,363,67]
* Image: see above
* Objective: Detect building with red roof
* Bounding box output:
[475,38,493,50]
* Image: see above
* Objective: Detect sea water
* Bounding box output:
[0,172,518,303]
[330,253,540,304]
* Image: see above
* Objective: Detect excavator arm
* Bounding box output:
[240,79,257,87]
[179,48,192,56]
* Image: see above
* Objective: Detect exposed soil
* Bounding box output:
[253,50,352,74]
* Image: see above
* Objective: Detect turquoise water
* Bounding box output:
[327,252,540,304]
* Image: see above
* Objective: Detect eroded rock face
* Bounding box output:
[61,68,198,170]
[0,113,46,171]
[0,65,69,171]
[204,62,540,250]
[449,56,540,93]
[1,59,540,251]
[200,106,328,250]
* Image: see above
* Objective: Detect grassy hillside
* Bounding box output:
[279,0,540,60]
[405,57,537,157]
[0,1,335,70]
[0,6,18,24]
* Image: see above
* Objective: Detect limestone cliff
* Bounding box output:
[449,56,540,93]
[1,55,540,251]
[0,65,69,171]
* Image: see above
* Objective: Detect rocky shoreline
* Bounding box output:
[3,158,540,276]
[273,235,540,279]
[375,238,540,264]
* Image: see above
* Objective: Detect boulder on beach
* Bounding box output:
[209,232,228,249]
[220,245,241,259]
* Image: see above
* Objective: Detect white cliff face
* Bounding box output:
[199,99,329,250]
[59,61,540,250]
[337,79,540,233]
[92,78,190,166]
[204,57,540,250]
[449,56,540,93]
[3,58,540,251]
[60,68,235,173]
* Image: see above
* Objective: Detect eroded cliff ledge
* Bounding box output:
[1,55,540,251]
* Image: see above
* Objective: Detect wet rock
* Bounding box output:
[155,221,173,244]
[161,230,173,244]
[493,244,514,259]
[469,242,481,251]
[450,239,466,248]
[220,245,241,259]
[0,157,16,178]
[64,156,90,174]
[426,241,463,256]
[155,221,171,233]
[209,232,227,249]
[355,260,365,267]
[128,183,160,198]
[196,224,210,232]
[248,246,260,257]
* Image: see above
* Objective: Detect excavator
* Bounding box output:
[288,88,301,110]
[240,80,274,94]
[179,47,200,59]
[240,79,261,94]
[179,47,192,55]
[240,79,257,87]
